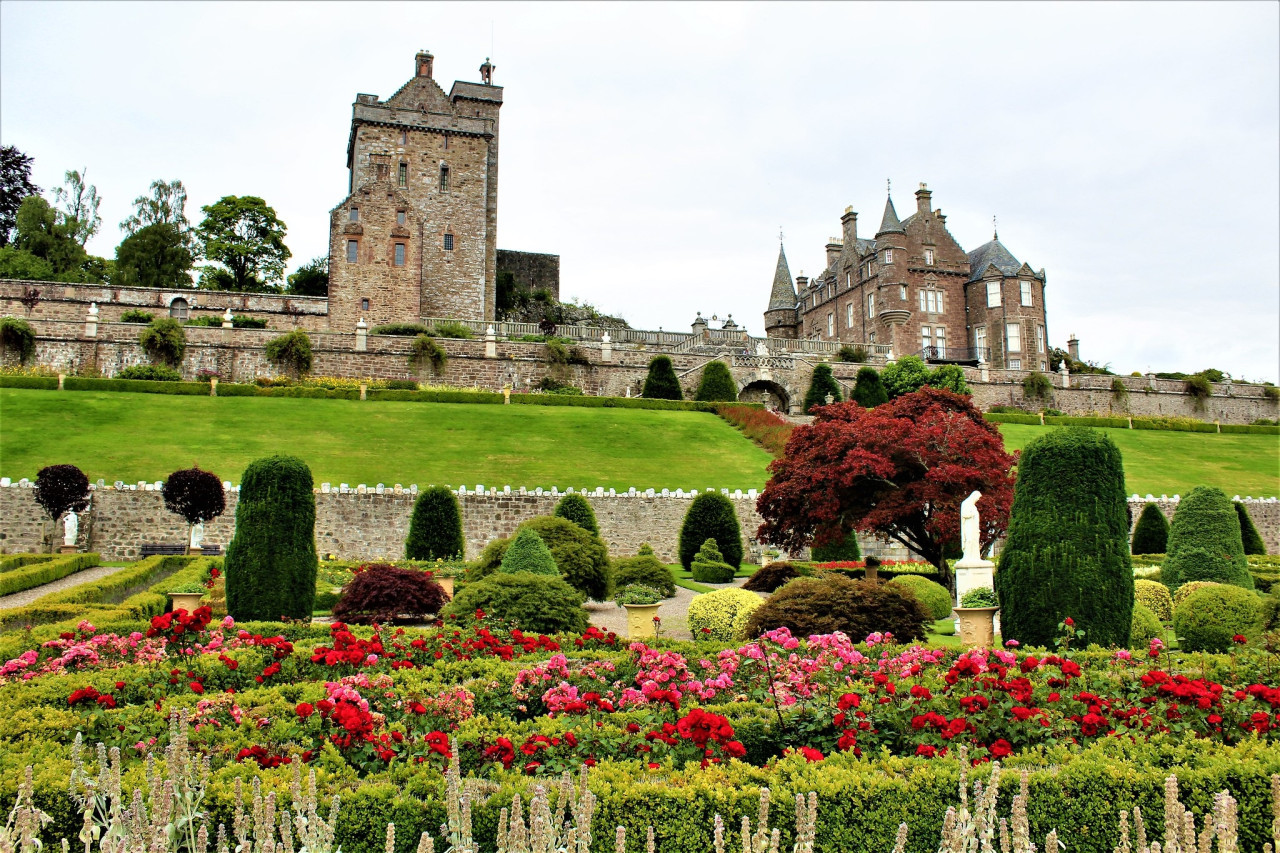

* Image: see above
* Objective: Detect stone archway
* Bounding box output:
[739,379,790,412]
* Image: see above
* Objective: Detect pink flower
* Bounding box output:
[1004,639,1020,648]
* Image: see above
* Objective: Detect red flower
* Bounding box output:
[1233,634,1247,645]
[1064,617,1074,627]
[915,744,937,758]
[189,681,204,695]
[296,702,315,718]
[114,681,126,690]
[795,746,823,762]
[988,739,1013,759]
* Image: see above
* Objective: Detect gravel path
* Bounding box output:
[0,563,131,610]
[585,578,756,641]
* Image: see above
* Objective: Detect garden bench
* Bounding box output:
[139,544,222,557]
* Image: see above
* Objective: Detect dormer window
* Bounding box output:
[924,248,935,266]
[348,207,359,222]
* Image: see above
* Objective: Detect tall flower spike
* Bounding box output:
[415,831,433,853]
[713,815,725,853]
[646,826,655,853]
[889,824,908,853]
[614,826,625,853]
[383,822,395,853]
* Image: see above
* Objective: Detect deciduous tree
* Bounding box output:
[114,223,194,289]
[0,145,39,247]
[162,466,226,550]
[287,256,329,296]
[196,195,290,291]
[52,168,101,246]
[756,387,1016,590]
[120,179,190,236]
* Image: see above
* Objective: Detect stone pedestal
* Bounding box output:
[601,332,612,362]
[484,326,497,358]
[84,303,99,338]
[355,318,368,352]
[59,544,77,554]
[954,556,995,604]
[359,383,368,401]
[502,388,511,404]
[188,546,203,558]
[209,378,218,397]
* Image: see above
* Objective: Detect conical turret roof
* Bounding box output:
[767,244,797,310]
[877,195,905,235]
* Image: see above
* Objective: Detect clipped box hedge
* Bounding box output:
[1221,423,1280,435]
[0,552,100,596]
[0,553,57,573]
[1043,414,1131,428]
[983,412,1042,425]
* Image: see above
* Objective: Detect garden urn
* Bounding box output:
[168,591,205,613]
[622,602,661,638]
[953,606,999,648]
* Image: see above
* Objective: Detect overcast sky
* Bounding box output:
[2,1,1277,380]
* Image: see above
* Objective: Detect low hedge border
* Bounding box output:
[982,412,1279,435]
[0,553,100,596]
[0,553,57,573]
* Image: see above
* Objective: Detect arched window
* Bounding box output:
[169,297,189,320]
[439,164,449,193]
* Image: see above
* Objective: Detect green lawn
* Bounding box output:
[997,423,1279,498]
[0,389,773,489]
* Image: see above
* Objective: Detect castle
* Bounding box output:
[765,184,1049,371]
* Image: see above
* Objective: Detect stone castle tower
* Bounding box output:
[327,51,503,329]
[765,184,1049,371]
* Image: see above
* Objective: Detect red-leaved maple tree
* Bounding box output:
[755,387,1016,590]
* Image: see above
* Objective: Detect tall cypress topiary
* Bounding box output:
[695,360,738,402]
[1130,503,1170,555]
[224,455,317,622]
[678,491,743,570]
[995,428,1133,648]
[553,493,599,536]
[852,366,888,408]
[1235,501,1268,555]
[811,530,861,562]
[405,486,465,560]
[642,355,682,400]
[1162,486,1251,591]
[803,363,842,413]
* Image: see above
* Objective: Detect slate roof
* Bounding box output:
[967,238,1024,282]
[767,244,798,310]
[877,196,905,235]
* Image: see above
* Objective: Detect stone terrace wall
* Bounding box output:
[1127,495,1280,555]
[2,480,1275,562]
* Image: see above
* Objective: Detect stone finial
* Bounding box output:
[355,318,368,352]
[85,302,99,338]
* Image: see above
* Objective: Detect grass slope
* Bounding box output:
[998,423,1279,498]
[0,389,772,489]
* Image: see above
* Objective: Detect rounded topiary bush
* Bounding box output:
[742,575,930,643]
[331,564,448,624]
[887,574,954,621]
[742,561,804,593]
[678,492,743,570]
[611,554,676,598]
[691,538,736,583]
[1134,578,1173,622]
[1235,501,1267,556]
[500,527,559,576]
[405,486,464,560]
[1130,503,1169,555]
[1129,602,1164,648]
[469,516,611,601]
[553,493,599,536]
[686,588,762,641]
[995,427,1134,648]
[642,355,682,400]
[224,455,318,622]
[811,530,860,562]
[441,572,587,634]
[1162,486,1251,592]
[1173,584,1262,652]
[1172,580,1221,609]
[695,360,738,403]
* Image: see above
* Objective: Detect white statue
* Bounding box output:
[755,342,770,357]
[959,490,982,564]
[190,522,204,550]
[63,511,78,547]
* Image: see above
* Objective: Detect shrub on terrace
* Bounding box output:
[1133,578,1173,622]
[1130,502,1169,555]
[694,360,738,402]
[611,553,676,598]
[331,563,448,624]
[139,318,186,368]
[431,320,474,339]
[500,527,559,575]
[119,309,154,324]
[1174,583,1262,652]
[33,464,90,527]
[116,364,183,381]
[224,455,317,622]
[678,491,743,570]
[553,493,599,535]
[1162,486,1251,592]
[690,538,736,583]
[472,515,611,601]
[851,366,888,408]
[440,572,587,633]
[881,355,931,399]
[887,574,954,621]
[641,355,682,400]
[1236,501,1268,555]
[742,575,931,642]
[408,334,447,375]
[370,322,429,336]
[996,427,1134,648]
[265,329,313,377]
[837,344,868,363]
[404,486,464,560]
[686,587,761,641]
[161,467,226,543]
[802,363,842,413]
[1129,601,1165,648]
[0,316,36,364]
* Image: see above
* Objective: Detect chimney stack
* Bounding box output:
[915,182,932,216]
[1067,334,1080,361]
[416,50,434,79]
[840,206,858,248]
[825,238,843,273]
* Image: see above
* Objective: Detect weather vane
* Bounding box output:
[887,178,891,194]
[778,226,784,243]
[993,215,999,240]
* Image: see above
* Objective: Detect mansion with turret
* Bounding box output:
[765,184,1049,371]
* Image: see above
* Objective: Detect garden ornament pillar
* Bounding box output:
[601,332,612,362]
[355,318,367,352]
[62,511,78,553]
[222,308,234,329]
[84,303,98,338]
[485,325,496,358]
[1059,362,1070,388]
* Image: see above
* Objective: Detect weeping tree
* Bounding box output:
[162,467,226,553]
[224,456,317,621]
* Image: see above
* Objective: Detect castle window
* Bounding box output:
[975,326,987,358]
[361,298,370,312]
[827,312,834,337]
[346,240,359,263]
[1041,360,1047,371]
[900,284,907,301]
[349,207,359,223]
[396,209,406,226]
[845,272,850,289]
[846,301,854,328]
[394,242,406,266]
[986,281,1001,307]
[869,331,876,343]
[1036,324,1046,354]
[443,133,449,150]
[1021,280,1033,306]
[439,164,449,193]
[398,163,407,187]
[884,249,893,264]
[1006,322,1022,352]
[1009,358,1022,370]
[399,130,407,145]
[921,326,931,352]
[169,297,189,320]
[443,233,454,251]
[924,248,935,266]
[867,292,875,319]
[935,326,946,358]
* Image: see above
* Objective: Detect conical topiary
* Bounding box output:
[695,360,738,402]
[803,363,842,413]
[224,455,318,622]
[691,538,736,583]
[1235,501,1268,555]
[642,355,683,400]
[1130,502,1169,555]
[811,530,861,562]
[405,485,465,560]
[499,527,559,576]
[995,428,1133,648]
[1162,486,1251,591]
[553,493,599,535]
[678,491,743,570]
[851,367,888,408]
